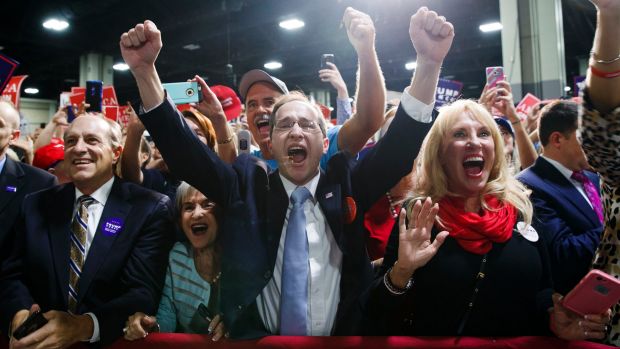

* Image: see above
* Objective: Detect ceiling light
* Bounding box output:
[279,19,305,30]
[479,22,502,33]
[113,63,130,71]
[564,86,571,92]
[0,46,4,51]
[405,61,417,70]
[42,18,69,31]
[24,88,39,95]
[264,61,282,70]
[183,44,200,51]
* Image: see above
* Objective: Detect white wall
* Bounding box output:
[18,97,57,135]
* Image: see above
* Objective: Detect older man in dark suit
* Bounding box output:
[121,6,449,338]
[0,114,174,348]
[0,101,56,255]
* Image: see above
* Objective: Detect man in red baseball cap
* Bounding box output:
[33,139,70,183]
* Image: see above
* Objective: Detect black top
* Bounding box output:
[362,221,554,337]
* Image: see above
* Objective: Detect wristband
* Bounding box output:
[384,265,414,295]
[217,136,233,145]
[590,51,620,64]
[590,65,620,79]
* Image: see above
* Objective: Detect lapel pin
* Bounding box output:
[325,192,333,199]
[5,186,17,192]
[102,217,124,236]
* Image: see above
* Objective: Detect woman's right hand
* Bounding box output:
[391,197,448,288]
[123,312,159,341]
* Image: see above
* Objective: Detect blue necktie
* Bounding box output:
[280,186,312,335]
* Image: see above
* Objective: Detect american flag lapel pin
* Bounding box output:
[5,186,17,193]
[325,192,333,199]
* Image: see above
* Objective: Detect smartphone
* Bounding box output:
[197,303,214,323]
[162,81,202,105]
[66,104,76,123]
[321,54,335,69]
[238,129,251,155]
[563,269,620,317]
[12,311,48,340]
[485,66,505,89]
[85,80,103,112]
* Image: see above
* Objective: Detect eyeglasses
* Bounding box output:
[273,118,322,133]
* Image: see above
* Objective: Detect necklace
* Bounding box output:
[385,192,399,219]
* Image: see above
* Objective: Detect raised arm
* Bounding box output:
[120,105,145,184]
[120,21,237,207]
[336,8,385,155]
[586,0,620,113]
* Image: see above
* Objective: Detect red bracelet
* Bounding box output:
[590,65,620,79]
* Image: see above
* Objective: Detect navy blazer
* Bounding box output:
[0,157,56,254]
[0,178,174,345]
[517,157,603,294]
[139,97,432,338]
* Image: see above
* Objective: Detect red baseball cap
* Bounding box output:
[33,140,64,170]
[211,85,242,121]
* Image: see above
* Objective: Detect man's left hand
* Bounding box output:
[11,311,94,349]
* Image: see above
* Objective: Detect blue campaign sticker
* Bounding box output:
[5,186,17,192]
[102,218,123,236]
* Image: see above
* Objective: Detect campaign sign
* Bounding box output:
[103,105,119,121]
[1,75,28,108]
[435,78,463,108]
[515,93,541,120]
[0,53,19,94]
[102,86,118,106]
[573,76,586,97]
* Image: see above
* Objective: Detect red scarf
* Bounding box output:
[438,195,517,255]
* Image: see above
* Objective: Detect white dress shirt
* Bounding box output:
[73,176,115,342]
[541,156,592,208]
[257,172,343,335]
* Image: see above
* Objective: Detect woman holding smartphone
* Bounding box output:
[123,182,225,341]
[362,99,610,339]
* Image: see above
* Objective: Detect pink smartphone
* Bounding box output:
[563,269,620,316]
[485,66,505,89]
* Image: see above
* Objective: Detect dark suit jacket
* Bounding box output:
[139,97,432,339]
[0,157,56,254]
[517,157,603,294]
[0,178,174,345]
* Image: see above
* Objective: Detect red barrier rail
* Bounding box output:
[2,333,615,349]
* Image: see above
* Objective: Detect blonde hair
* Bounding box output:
[412,99,532,224]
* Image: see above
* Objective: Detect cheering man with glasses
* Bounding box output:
[121,6,452,338]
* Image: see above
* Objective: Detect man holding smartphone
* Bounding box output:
[0,114,174,348]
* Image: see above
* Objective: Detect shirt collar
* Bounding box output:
[0,155,6,175]
[279,171,320,204]
[541,155,574,182]
[75,176,115,206]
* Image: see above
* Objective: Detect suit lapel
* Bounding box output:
[47,184,76,309]
[265,171,289,268]
[77,179,131,304]
[316,173,342,247]
[0,158,25,214]
[536,158,599,226]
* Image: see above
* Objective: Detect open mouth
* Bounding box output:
[73,159,93,166]
[463,156,484,177]
[254,114,270,136]
[191,223,209,236]
[287,146,307,164]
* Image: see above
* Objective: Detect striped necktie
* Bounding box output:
[68,195,96,312]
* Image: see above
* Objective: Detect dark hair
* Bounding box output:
[538,100,578,147]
